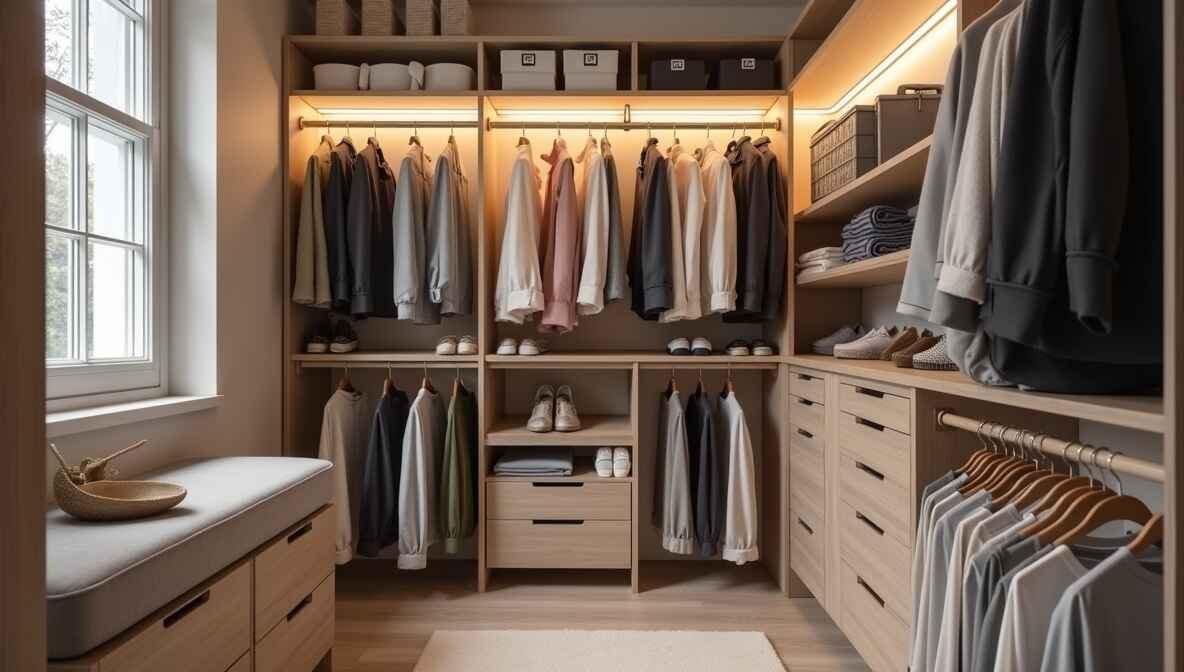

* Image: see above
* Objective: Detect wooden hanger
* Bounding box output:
[1128,513,1164,554]
[452,367,463,397]
[383,362,397,396]
[1009,436,1078,510]
[990,431,1051,505]
[1053,450,1153,546]
[409,123,421,146]
[421,363,436,393]
[721,364,735,397]
[338,366,355,393]
[1020,445,1112,540]
[956,421,999,478]
[960,425,1019,494]
[665,368,678,397]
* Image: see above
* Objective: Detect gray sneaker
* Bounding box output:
[833,326,898,359]
[812,325,864,355]
[554,385,581,432]
[527,385,555,432]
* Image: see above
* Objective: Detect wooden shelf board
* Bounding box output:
[486,415,634,446]
[292,351,479,363]
[292,91,481,111]
[789,0,857,40]
[796,250,910,289]
[786,354,1165,433]
[486,460,633,483]
[288,35,481,62]
[486,352,781,368]
[487,90,786,112]
[795,135,932,225]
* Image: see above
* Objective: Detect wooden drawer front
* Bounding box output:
[254,506,335,641]
[102,561,251,672]
[487,481,630,520]
[838,454,910,546]
[789,506,826,601]
[790,395,825,436]
[838,501,910,624]
[227,653,251,672]
[838,411,910,486]
[839,382,911,435]
[255,572,335,672]
[487,520,631,568]
[840,562,909,672]
[789,368,826,405]
[789,428,825,524]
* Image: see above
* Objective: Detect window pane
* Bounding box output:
[87,242,145,360]
[46,234,79,361]
[45,110,76,231]
[45,0,74,85]
[88,0,142,116]
[87,124,142,242]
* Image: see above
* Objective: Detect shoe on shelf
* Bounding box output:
[595,447,614,477]
[879,327,921,361]
[497,338,519,355]
[306,320,331,354]
[726,339,751,356]
[436,335,459,356]
[519,338,544,356]
[691,337,713,356]
[329,319,359,353]
[613,447,632,478]
[457,335,478,355]
[812,325,864,355]
[527,385,555,433]
[750,339,777,356]
[833,326,897,360]
[554,385,582,432]
[892,332,942,368]
[912,336,960,371]
[667,337,691,356]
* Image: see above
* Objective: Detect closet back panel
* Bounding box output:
[496,369,631,418]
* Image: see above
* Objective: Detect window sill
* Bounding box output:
[47,394,222,439]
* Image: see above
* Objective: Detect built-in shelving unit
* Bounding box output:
[795,250,909,289]
[794,135,932,225]
[486,460,633,483]
[486,415,634,447]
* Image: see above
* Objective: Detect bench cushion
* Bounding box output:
[46,456,333,659]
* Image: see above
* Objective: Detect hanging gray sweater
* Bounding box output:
[687,388,724,558]
[653,390,694,555]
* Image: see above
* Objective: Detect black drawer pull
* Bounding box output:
[854,386,885,399]
[855,461,885,481]
[796,398,815,407]
[857,576,886,608]
[796,517,814,535]
[854,416,885,432]
[532,481,585,488]
[855,511,885,536]
[795,427,814,439]
[163,590,210,628]
[532,519,585,525]
[795,373,815,381]
[287,521,313,544]
[287,593,313,621]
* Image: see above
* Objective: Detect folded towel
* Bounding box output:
[842,239,911,262]
[848,205,913,230]
[797,258,848,275]
[797,246,845,264]
[493,447,575,475]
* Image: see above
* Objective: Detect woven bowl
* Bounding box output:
[55,472,187,521]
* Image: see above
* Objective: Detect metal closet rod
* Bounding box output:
[935,410,1165,483]
[298,117,480,130]
[485,118,781,132]
[297,361,479,372]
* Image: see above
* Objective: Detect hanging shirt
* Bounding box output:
[391,143,435,324]
[720,391,758,564]
[601,140,627,306]
[653,390,694,555]
[932,506,992,671]
[995,545,1093,672]
[427,137,473,318]
[724,136,770,322]
[357,388,411,558]
[538,138,581,333]
[959,506,1033,671]
[317,387,369,565]
[398,387,446,570]
[575,137,611,315]
[753,137,787,322]
[439,383,477,553]
[697,140,738,314]
[293,136,333,308]
[325,137,358,312]
[628,138,673,319]
[347,139,398,318]
[686,388,724,557]
[971,538,1049,672]
[661,144,702,322]
[912,473,967,627]
[495,141,544,323]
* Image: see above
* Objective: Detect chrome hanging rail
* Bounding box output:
[484,118,781,132]
[935,410,1165,483]
[297,117,480,130]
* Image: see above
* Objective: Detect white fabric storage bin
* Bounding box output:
[314,63,362,90]
[562,50,618,91]
[424,63,475,90]
[500,50,557,91]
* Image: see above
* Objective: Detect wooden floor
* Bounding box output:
[332,560,868,672]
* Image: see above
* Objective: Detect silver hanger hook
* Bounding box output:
[1105,450,1123,496]
[1059,439,1073,474]
[706,122,710,138]
[975,421,990,452]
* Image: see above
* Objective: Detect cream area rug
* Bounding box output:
[413,630,786,671]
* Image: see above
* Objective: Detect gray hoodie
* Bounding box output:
[653,390,694,555]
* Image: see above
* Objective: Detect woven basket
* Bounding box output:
[316,0,359,36]
[361,0,401,36]
[406,0,439,36]
[440,0,473,35]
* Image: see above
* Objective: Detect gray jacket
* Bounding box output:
[653,390,694,555]
[601,142,627,305]
[325,138,357,312]
[426,138,472,317]
[391,144,436,324]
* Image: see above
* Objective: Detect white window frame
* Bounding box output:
[45,0,168,411]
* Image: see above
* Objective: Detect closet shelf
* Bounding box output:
[486,415,633,446]
[292,351,480,366]
[486,460,633,483]
[794,135,932,225]
[786,354,1165,433]
[796,250,909,288]
[486,353,781,369]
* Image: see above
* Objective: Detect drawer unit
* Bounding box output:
[840,562,909,672]
[790,506,826,600]
[838,453,910,546]
[254,573,335,672]
[100,561,252,672]
[487,519,631,568]
[837,411,910,486]
[838,501,910,624]
[790,424,825,524]
[254,506,335,641]
[487,481,630,520]
[790,395,825,436]
[839,381,911,435]
[788,368,826,405]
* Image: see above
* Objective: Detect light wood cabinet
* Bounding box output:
[255,574,336,672]
[487,481,630,521]
[487,520,631,569]
[254,506,336,641]
[839,562,909,672]
[839,381,911,435]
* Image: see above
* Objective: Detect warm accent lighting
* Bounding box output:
[316,108,479,122]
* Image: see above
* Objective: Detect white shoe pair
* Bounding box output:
[497,337,548,356]
[526,385,581,432]
[666,337,713,356]
[596,447,631,478]
[436,335,478,355]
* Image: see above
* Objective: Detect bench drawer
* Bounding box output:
[254,506,335,641]
[838,501,910,624]
[840,562,909,672]
[838,454,910,547]
[255,573,334,672]
[838,411,909,486]
[790,425,825,525]
[789,368,826,405]
[790,506,826,601]
[487,481,630,520]
[487,520,631,568]
[839,381,910,434]
[790,395,825,436]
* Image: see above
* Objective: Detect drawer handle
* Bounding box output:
[287,521,313,544]
[796,517,814,535]
[854,416,885,432]
[795,373,816,381]
[163,590,210,628]
[532,519,585,525]
[532,482,585,488]
[795,427,814,439]
[857,576,886,608]
[796,398,815,407]
[854,386,885,399]
[287,593,313,621]
[855,461,885,481]
[855,511,885,536]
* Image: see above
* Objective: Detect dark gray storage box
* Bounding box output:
[650,58,708,90]
[718,57,775,90]
[875,84,942,162]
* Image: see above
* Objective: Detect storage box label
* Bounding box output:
[741,58,756,70]
[583,52,598,66]
[671,58,685,71]
[521,53,536,67]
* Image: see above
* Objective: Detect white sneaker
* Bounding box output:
[554,385,581,432]
[527,385,555,432]
[691,337,713,356]
[667,337,691,355]
[457,335,478,355]
[436,336,458,355]
[613,447,632,478]
[595,448,614,477]
[519,338,542,356]
[496,338,519,355]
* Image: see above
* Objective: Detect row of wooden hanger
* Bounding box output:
[336,364,467,397]
[953,422,1162,552]
[664,367,736,398]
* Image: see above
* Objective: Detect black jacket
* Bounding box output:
[347,140,398,318]
[755,137,788,322]
[724,137,772,322]
[356,387,411,557]
[983,0,1162,392]
[324,138,357,312]
[628,139,673,320]
[686,388,723,557]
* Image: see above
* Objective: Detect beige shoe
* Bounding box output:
[612,447,631,477]
[554,385,581,432]
[527,385,555,432]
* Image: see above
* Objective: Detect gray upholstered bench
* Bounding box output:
[46,456,335,672]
